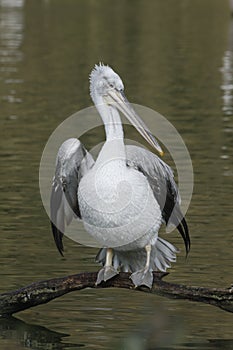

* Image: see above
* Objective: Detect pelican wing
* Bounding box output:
[50,138,94,255]
[126,145,190,254]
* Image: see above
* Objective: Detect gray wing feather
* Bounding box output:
[50,138,94,255]
[126,145,190,254]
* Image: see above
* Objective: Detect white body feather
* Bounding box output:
[78,139,162,250]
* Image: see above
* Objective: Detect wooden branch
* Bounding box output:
[0,272,232,317]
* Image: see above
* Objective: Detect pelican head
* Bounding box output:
[90,63,163,156]
[90,64,124,99]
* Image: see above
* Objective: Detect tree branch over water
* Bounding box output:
[0,272,232,317]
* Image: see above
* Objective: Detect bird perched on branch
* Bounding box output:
[50,63,190,288]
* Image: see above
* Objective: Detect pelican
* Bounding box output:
[50,63,190,288]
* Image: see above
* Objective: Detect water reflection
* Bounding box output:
[221,18,233,116]
[0,315,232,350]
[221,48,233,116]
[220,16,233,177]
[0,0,24,104]
[0,316,79,349]
[0,0,24,7]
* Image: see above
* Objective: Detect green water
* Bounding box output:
[0,0,232,349]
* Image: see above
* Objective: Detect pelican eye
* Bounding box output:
[109,83,114,88]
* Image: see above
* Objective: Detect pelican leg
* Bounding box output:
[96,248,118,285]
[130,244,153,288]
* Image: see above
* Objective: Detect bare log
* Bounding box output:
[0,272,232,317]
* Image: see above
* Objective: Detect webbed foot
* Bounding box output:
[130,269,153,288]
[96,266,118,285]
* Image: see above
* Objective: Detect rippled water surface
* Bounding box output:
[0,1,233,349]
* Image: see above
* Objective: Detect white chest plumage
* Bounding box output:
[78,140,162,249]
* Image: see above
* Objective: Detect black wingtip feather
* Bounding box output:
[50,221,64,257]
[177,217,190,256]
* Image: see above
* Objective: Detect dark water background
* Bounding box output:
[0,0,232,349]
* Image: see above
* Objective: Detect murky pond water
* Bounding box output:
[0,0,232,349]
